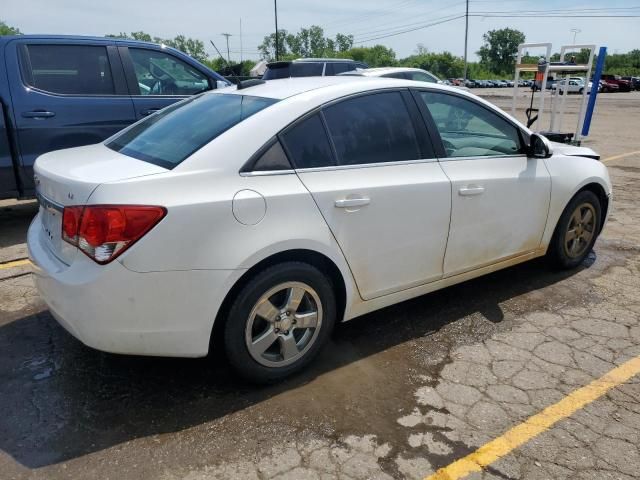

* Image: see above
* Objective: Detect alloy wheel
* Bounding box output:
[564,202,597,259]
[245,282,323,367]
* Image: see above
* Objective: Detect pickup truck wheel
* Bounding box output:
[548,191,601,270]
[223,262,336,383]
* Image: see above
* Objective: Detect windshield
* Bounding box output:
[106,93,278,168]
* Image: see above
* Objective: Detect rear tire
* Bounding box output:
[223,262,336,383]
[548,191,601,270]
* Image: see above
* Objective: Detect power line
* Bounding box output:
[353,14,465,44]
[341,1,467,37]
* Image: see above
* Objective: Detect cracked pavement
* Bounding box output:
[0,91,639,479]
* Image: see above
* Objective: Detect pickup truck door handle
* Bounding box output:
[458,185,485,196]
[22,110,55,119]
[335,197,370,208]
[141,108,161,116]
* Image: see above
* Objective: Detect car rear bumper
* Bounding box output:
[27,213,239,357]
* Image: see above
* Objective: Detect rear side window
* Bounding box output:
[20,44,114,95]
[106,93,278,168]
[247,139,292,172]
[280,114,336,169]
[322,92,421,165]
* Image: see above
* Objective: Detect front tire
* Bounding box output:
[223,262,336,383]
[548,191,601,269]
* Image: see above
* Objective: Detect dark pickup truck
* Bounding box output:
[0,35,230,199]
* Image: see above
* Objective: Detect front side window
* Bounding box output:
[322,92,421,166]
[328,63,357,75]
[129,48,210,96]
[20,44,114,95]
[417,91,522,158]
[107,94,278,168]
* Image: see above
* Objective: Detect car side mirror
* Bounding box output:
[528,133,553,159]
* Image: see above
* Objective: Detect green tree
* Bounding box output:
[400,50,463,78]
[477,28,526,75]
[259,26,355,61]
[345,45,396,67]
[0,20,21,35]
[258,30,290,60]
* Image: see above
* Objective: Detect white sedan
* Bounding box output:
[28,77,611,382]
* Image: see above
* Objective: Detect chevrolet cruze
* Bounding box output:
[28,76,611,382]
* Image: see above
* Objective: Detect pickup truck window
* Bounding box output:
[106,93,278,168]
[129,48,210,96]
[19,44,115,95]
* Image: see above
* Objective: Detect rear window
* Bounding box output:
[106,93,278,168]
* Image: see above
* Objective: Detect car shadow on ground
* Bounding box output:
[0,254,592,469]
[0,201,38,251]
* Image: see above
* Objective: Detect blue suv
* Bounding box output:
[0,35,230,199]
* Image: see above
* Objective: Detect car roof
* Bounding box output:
[218,75,473,101]
[0,34,186,50]
[352,67,427,76]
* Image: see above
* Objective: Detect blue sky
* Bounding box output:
[5,0,640,60]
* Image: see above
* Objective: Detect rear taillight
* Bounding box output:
[62,205,166,264]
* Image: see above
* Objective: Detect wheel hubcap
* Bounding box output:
[245,282,323,367]
[564,203,596,259]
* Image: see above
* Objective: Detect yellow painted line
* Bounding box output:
[0,259,31,270]
[602,150,640,163]
[425,354,640,480]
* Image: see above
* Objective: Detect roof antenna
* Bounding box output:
[210,40,265,90]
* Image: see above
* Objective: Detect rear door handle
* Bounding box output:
[335,197,370,208]
[22,110,55,119]
[458,185,485,196]
[141,108,161,116]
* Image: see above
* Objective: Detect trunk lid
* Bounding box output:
[34,143,167,264]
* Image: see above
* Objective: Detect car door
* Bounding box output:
[280,90,451,300]
[7,39,135,192]
[413,89,551,276]
[119,46,216,120]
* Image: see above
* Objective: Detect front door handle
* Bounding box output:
[458,185,485,196]
[141,108,161,116]
[335,197,370,208]
[22,110,55,119]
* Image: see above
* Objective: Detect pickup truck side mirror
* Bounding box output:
[528,133,553,159]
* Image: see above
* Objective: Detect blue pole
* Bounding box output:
[582,46,607,137]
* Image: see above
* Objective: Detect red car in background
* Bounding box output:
[599,79,620,93]
[600,74,632,92]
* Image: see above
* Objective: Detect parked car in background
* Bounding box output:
[28,76,611,382]
[0,35,230,200]
[621,76,640,91]
[262,58,368,80]
[552,78,595,94]
[599,79,620,93]
[340,67,439,83]
[341,68,471,91]
[600,74,631,92]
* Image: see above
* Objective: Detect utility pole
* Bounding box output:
[240,18,243,64]
[274,0,279,61]
[221,33,232,63]
[463,0,469,81]
[570,28,581,44]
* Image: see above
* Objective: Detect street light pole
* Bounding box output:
[463,0,469,81]
[570,28,581,44]
[274,0,279,61]
[222,33,232,63]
